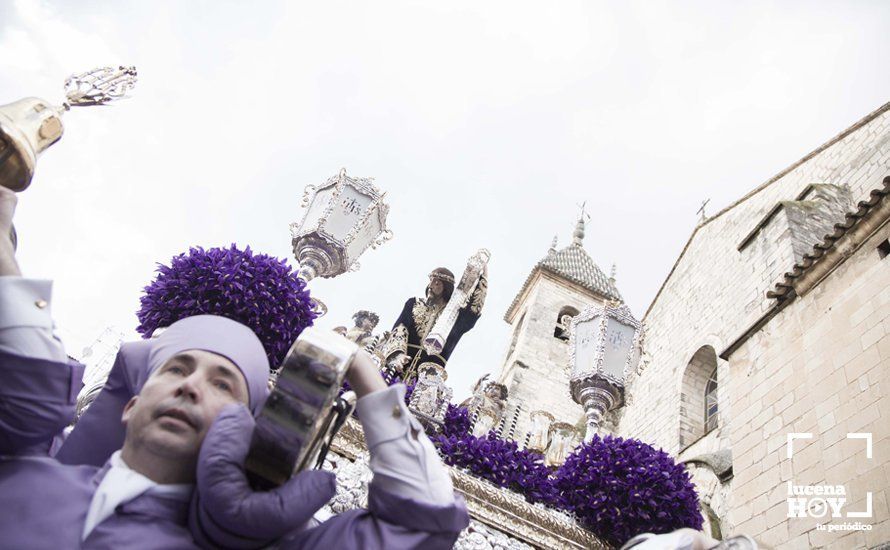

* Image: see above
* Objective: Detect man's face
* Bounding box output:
[122,350,249,462]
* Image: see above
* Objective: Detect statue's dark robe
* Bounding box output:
[392,277,486,380]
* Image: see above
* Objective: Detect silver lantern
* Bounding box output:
[289,168,392,282]
[568,301,642,442]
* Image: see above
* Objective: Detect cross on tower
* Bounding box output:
[697,199,711,222]
[576,201,591,222]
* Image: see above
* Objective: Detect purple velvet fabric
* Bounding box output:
[0,348,83,455]
[55,339,148,466]
[0,451,469,550]
[0,456,199,549]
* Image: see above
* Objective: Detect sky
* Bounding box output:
[2,0,888,400]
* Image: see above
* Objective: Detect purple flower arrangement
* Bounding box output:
[432,431,557,504]
[136,245,316,367]
[552,434,703,546]
[426,406,701,545]
[440,404,472,438]
[429,405,556,505]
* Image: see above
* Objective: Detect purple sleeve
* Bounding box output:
[280,483,469,550]
[0,348,83,455]
[55,341,151,467]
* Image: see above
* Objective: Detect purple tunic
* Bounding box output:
[0,457,195,549]
[0,348,82,455]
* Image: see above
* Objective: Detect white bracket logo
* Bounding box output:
[785,432,872,519]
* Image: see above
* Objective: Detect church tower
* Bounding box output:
[496,212,623,445]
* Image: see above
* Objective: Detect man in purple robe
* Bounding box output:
[0,187,468,548]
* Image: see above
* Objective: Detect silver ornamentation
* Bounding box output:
[568,301,642,441]
[289,168,391,281]
[408,362,452,423]
[63,66,138,108]
[454,520,535,550]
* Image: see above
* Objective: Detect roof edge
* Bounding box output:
[644,101,890,320]
[721,175,890,359]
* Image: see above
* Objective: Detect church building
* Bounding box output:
[495,102,890,548]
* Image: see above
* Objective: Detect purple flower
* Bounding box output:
[552,434,703,546]
[136,244,316,367]
[441,404,471,438]
[430,429,556,506]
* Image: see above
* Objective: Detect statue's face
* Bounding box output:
[484,385,501,399]
[359,317,375,330]
[428,279,444,298]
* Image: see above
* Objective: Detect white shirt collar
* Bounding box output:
[82,451,192,541]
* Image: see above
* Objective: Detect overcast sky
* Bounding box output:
[2,0,888,399]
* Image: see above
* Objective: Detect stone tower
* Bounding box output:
[495,213,623,445]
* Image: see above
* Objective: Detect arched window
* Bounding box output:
[679,345,718,449]
[704,367,718,433]
[553,306,580,340]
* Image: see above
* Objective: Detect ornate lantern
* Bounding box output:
[290,168,392,282]
[568,301,642,442]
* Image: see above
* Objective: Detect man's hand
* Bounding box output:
[0,187,21,276]
[190,404,337,549]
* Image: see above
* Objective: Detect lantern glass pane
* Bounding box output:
[572,316,602,377]
[325,186,373,241]
[345,207,382,263]
[602,320,635,381]
[299,186,335,234]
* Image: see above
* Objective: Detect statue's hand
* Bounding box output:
[189,404,336,549]
[387,352,410,373]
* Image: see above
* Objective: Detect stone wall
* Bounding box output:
[727,211,890,548]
